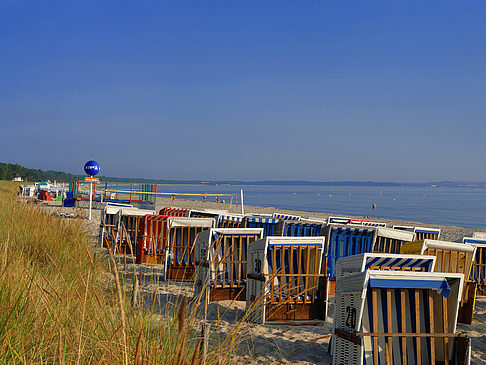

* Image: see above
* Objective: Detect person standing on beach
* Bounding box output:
[372,203,376,210]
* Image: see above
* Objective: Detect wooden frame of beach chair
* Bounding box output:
[194,228,264,302]
[324,224,376,295]
[98,204,133,247]
[136,215,170,265]
[217,214,244,228]
[273,212,301,221]
[463,237,486,297]
[246,237,327,324]
[414,227,441,241]
[282,219,325,237]
[165,217,216,281]
[333,270,469,365]
[335,253,437,280]
[243,216,285,237]
[158,207,191,217]
[373,227,416,254]
[113,207,155,254]
[401,239,477,325]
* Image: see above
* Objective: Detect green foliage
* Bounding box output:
[0,162,84,182]
[0,162,198,184]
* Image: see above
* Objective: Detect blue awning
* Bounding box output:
[369,278,451,298]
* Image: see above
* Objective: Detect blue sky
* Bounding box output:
[1,1,485,181]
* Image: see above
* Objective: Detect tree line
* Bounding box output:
[0,163,84,182]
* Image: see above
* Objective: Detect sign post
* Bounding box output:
[84,161,100,220]
[240,189,244,215]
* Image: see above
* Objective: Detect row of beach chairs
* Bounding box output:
[97,204,482,363]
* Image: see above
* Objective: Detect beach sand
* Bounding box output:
[42,198,486,364]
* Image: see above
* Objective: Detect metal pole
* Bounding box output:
[89,181,93,220]
[240,189,244,215]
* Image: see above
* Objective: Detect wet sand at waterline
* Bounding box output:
[43,199,486,364]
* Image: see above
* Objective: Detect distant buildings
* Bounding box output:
[12,174,22,182]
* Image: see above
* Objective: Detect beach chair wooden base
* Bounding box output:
[167,264,195,280]
[209,287,246,302]
[328,280,336,296]
[265,301,326,322]
[477,284,486,297]
[458,281,477,325]
[137,252,164,265]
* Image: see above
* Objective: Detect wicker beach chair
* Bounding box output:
[136,214,170,265]
[194,228,264,302]
[165,217,216,280]
[463,237,486,296]
[333,270,470,364]
[401,239,476,324]
[246,236,327,323]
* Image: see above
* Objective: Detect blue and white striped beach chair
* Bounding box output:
[244,216,285,237]
[282,219,324,237]
[324,225,376,283]
[333,270,469,364]
[246,236,327,323]
[463,237,486,296]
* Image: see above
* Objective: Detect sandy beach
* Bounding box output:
[43,198,486,364]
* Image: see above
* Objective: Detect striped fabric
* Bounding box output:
[362,286,433,363]
[361,222,386,227]
[220,215,243,222]
[159,207,190,217]
[273,212,301,221]
[140,215,169,252]
[265,240,324,301]
[415,227,440,234]
[350,219,374,225]
[247,217,281,224]
[327,227,375,280]
[365,256,435,271]
[283,221,322,237]
[328,217,351,224]
[245,217,283,237]
[463,237,486,282]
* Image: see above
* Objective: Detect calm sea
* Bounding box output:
[143,184,486,229]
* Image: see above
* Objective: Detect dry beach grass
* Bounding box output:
[0,182,244,364]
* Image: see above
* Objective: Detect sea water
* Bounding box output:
[148,184,486,229]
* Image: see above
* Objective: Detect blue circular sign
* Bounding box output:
[84,160,100,176]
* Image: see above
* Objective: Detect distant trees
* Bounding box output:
[0,163,83,182]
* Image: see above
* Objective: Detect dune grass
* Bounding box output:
[0,181,245,364]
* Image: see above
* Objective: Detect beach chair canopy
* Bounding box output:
[273,212,301,221]
[414,227,441,235]
[375,227,415,241]
[336,253,437,279]
[189,209,228,219]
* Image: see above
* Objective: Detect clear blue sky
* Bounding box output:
[1,1,485,182]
